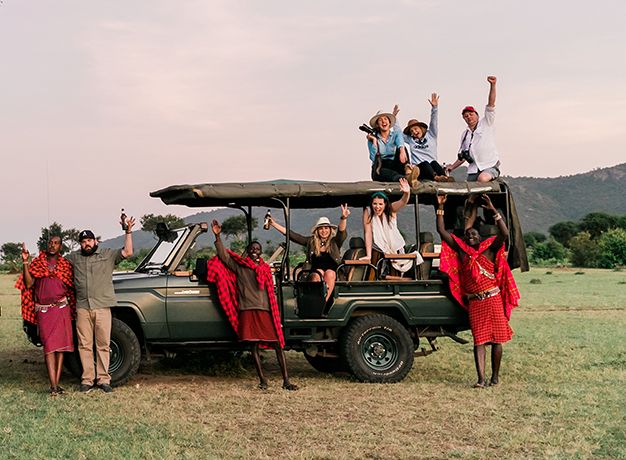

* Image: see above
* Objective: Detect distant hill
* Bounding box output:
[101,163,626,249]
[504,163,626,232]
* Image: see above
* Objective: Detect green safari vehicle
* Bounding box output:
[46,179,528,386]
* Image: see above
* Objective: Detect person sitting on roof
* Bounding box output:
[366,111,419,184]
[399,93,453,184]
[445,76,501,182]
[267,205,350,301]
[360,178,423,276]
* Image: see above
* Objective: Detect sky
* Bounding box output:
[1,0,625,250]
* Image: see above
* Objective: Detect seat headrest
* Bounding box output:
[349,237,365,249]
[419,232,434,243]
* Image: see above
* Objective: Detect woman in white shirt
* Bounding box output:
[361,178,422,275]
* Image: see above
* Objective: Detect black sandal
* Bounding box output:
[282,382,299,391]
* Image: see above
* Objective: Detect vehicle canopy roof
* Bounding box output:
[151,179,503,209]
[151,178,528,271]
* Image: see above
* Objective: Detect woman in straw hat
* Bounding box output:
[400,93,453,183]
[366,110,418,183]
[267,205,350,301]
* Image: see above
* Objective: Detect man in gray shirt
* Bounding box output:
[66,216,135,393]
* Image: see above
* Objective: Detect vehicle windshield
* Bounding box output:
[137,227,189,271]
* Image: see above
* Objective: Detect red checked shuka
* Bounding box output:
[440,235,520,346]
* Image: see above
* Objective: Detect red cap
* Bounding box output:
[462,106,477,114]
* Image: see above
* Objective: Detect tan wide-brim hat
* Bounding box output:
[369,112,396,129]
[311,217,337,234]
[403,119,428,135]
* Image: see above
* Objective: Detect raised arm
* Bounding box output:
[121,216,135,258]
[436,195,459,251]
[211,220,238,272]
[428,93,439,137]
[390,178,411,214]
[463,194,480,231]
[487,76,497,108]
[481,194,508,251]
[268,217,308,246]
[21,243,34,289]
[338,204,350,233]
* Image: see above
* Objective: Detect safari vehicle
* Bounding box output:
[54,179,528,386]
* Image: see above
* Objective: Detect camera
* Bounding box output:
[358,124,379,138]
[458,149,474,164]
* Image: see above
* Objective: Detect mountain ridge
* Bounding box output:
[101,163,626,249]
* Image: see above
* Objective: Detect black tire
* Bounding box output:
[304,352,347,373]
[341,314,414,383]
[108,318,141,387]
[62,318,141,387]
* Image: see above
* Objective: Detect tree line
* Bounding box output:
[10,212,622,272]
[0,214,266,273]
[525,212,626,268]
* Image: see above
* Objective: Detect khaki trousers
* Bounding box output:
[76,308,112,385]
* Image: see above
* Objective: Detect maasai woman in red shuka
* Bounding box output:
[437,194,519,388]
[207,220,298,391]
[15,237,76,396]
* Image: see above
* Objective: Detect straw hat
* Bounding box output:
[403,119,428,135]
[369,112,396,129]
[310,217,337,233]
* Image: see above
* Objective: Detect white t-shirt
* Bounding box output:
[459,105,499,173]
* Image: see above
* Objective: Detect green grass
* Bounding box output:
[515,268,626,310]
[1,270,625,459]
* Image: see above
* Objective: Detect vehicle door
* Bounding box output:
[160,224,236,341]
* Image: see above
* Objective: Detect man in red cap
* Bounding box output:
[446,76,501,182]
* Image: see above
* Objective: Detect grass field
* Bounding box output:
[1,269,624,459]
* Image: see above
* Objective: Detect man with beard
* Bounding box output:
[16,236,76,396]
[208,219,298,391]
[66,216,135,393]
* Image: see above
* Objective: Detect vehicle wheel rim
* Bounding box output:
[109,340,124,373]
[361,333,397,371]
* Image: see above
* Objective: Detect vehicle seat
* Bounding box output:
[339,237,367,281]
[194,258,208,282]
[418,232,435,280]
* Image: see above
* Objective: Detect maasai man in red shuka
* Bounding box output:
[437,194,520,388]
[15,236,76,396]
[207,219,298,391]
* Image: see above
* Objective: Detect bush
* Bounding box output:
[529,238,569,266]
[598,228,626,268]
[524,231,547,248]
[548,221,579,247]
[569,231,602,268]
